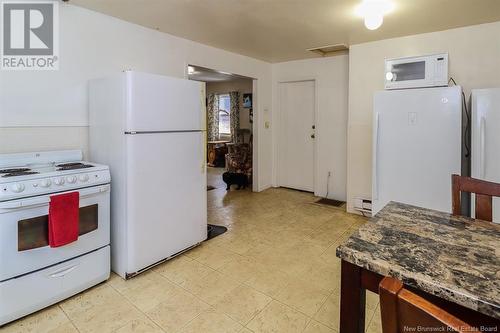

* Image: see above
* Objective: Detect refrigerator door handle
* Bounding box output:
[373,112,380,200]
[480,116,486,178]
[202,132,206,173]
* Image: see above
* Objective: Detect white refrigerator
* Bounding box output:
[89,71,207,279]
[471,88,500,223]
[372,86,462,215]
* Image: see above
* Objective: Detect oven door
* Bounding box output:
[0,184,110,281]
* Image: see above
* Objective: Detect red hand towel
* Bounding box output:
[48,192,79,247]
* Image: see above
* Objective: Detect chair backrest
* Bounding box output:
[452,174,500,222]
[227,143,249,156]
[379,277,476,333]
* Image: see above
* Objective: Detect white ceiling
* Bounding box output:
[70,0,500,63]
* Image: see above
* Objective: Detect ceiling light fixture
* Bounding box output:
[187,65,195,75]
[355,0,394,30]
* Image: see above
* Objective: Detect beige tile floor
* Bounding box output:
[2,186,383,333]
[207,167,226,190]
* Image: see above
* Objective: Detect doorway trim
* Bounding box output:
[275,78,319,193]
[185,63,259,191]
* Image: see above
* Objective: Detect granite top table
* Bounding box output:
[336,201,500,332]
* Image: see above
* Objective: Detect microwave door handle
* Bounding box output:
[0,184,110,210]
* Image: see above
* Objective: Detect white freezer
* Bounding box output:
[471,88,500,223]
[372,86,462,215]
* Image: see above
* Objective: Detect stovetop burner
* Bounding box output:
[2,171,40,178]
[0,168,32,174]
[56,162,93,171]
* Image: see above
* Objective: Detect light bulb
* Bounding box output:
[385,72,394,81]
[364,14,383,30]
[356,0,393,30]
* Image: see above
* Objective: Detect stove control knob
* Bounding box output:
[79,174,89,182]
[54,177,65,186]
[40,179,51,188]
[11,183,25,193]
[66,176,77,184]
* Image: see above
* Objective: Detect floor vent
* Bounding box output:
[316,198,346,207]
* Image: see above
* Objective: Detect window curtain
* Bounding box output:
[229,91,240,142]
[207,93,219,141]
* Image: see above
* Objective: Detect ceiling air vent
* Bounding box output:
[307,44,349,57]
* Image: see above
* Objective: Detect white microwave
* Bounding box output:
[385,53,448,90]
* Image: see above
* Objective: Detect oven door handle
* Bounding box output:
[0,184,110,210]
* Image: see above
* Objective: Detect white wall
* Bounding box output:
[272,56,349,201]
[347,21,500,212]
[0,3,273,191]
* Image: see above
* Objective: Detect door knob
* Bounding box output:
[311,134,315,139]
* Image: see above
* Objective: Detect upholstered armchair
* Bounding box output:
[225,143,252,180]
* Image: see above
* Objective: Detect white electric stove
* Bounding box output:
[0,150,111,326]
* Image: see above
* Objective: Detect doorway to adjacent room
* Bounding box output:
[187,65,255,192]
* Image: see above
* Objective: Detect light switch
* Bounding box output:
[408,112,417,126]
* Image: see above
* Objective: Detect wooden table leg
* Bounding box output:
[207,144,216,167]
[340,260,366,333]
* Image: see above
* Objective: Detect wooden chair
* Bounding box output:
[379,277,477,333]
[451,174,500,222]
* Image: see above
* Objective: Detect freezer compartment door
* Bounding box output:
[125,71,205,132]
[471,88,500,223]
[125,131,207,274]
[372,86,462,215]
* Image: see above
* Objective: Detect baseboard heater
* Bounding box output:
[353,197,372,216]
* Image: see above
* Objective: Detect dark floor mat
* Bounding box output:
[207,185,216,191]
[316,198,346,207]
[207,224,228,240]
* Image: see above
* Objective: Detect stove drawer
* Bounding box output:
[0,246,110,326]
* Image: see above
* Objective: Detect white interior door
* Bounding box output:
[278,80,315,192]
